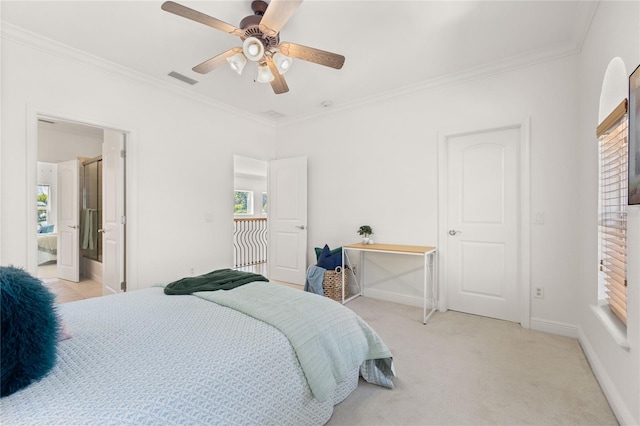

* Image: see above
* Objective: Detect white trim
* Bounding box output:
[437,119,532,327]
[589,303,630,350]
[280,43,583,127]
[2,23,274,129]
[519,118,532,329]
[1,2,598,130]
[530,317,579,338]
[578,327,636,425]
[26,106,139,291]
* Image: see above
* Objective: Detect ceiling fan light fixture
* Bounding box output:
[242,37,265,62]
[273,52,292,74]
[256,63,275,83]
[227,52,247,75]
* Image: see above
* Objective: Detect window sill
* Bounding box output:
[590,302,630,350]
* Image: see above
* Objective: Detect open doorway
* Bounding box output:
[233,156,268,277]
[35,117,126,303]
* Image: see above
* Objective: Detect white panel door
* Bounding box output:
[268,156,307,285]
[102,130,125,295]
[446,127,520,322]
[57,159,79,282]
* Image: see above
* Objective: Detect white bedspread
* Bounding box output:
[196,282,394,402]
[37,233,57,265]
[0,287,360,425]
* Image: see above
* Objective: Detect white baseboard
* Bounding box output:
[578,328,636,425]
[529,317,579,338]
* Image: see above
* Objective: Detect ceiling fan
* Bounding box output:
[161,0,345,95]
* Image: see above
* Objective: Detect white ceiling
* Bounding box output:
[1,1,597,123]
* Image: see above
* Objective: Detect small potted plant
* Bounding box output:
[357,225,374,244]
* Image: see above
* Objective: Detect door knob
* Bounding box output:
[295,225,306,230]
[68,225,79,229]
[448,229,461,236]
[97,229,106,233]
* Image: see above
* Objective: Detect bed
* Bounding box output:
[37,232,57,265]
[1,278,395,425]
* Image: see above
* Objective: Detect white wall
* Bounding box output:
[0,33,276,289]
[576,1,640,424]
[276,54,581,326]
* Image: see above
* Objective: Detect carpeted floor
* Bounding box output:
[329,297,617,426]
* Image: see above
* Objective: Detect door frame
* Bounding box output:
[437,118,531,328]
[26,106,137,291]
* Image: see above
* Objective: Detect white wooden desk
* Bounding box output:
[341,243,438,324]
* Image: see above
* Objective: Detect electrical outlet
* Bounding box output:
[534,287,544,298]
[189,267,195,275]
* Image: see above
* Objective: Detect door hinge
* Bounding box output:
[121,216,126,225]
[121,281,127,291]
[120,149,126,159]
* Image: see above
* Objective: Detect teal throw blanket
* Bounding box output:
[194,282,394,402]
[164,269,268,295]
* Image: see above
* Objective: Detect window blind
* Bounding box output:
[598,99,628,325]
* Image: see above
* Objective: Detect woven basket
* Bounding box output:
[322,266,349,302]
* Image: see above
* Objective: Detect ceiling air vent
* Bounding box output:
[168,71,198,85]
[262,110,285,119]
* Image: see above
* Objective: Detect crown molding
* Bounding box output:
[278,1,599,128]
[279,40,583,127]
[2,0,598,130]
[0,22,276,128]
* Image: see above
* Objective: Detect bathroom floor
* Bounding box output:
[38,263,102,304]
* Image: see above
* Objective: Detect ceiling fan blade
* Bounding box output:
[278,42,345,70]
[266,57,289,94]
[161,1,244,37]
[259,0,303,37]
[193,48,242,74]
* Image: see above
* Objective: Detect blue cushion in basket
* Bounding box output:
[314,245,342,260]
[317,244,343,270]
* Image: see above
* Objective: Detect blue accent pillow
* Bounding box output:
[1,266,59,397]
[314,245,342,260]
[316,244,343,270]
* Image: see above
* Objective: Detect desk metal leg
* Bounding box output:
[359,251,364,297]
[423,253,427,324]
[342,250,361,304]
[423,251,437,325]
[341,250,345,304]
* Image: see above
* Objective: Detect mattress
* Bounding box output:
[1,285,391,425]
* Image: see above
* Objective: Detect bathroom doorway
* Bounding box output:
[35,117,126,302]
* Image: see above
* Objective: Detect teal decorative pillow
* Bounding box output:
[1,266,59,397]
